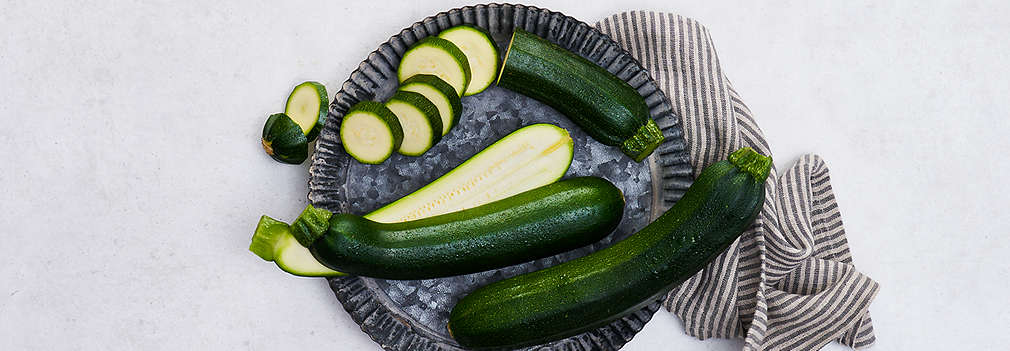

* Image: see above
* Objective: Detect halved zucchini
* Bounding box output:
[438,25,499,96]
[340,101,404,164]
[262,113,308,164]
[284,81,328,141]
[385,91,442,156]
[249,215,344,277]
[399,74,462,135]
[366,123,574,223]
[398,37,471,97]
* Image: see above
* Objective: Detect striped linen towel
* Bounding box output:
[595,12,881,350]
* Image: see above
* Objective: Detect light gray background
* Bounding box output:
[2,1,1008,350]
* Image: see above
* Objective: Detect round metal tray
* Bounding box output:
[308,3,693,350]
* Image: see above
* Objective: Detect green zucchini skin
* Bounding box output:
[308,177,625,280]
[261,113,308,164]
[497,29,664,162]
[447,148,772,349]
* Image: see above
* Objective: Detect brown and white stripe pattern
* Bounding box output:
[596,12,880,350]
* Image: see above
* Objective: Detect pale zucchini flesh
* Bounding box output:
[438,25,499,96]
[386,91,441,156]
[284,81,328,141]
[398,37,471,97]
[365,123,574,223]
[401,84,453,135]
[341,113,397,163]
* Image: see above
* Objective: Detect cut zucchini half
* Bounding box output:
[284,81,328,141]
[398,37,471,97]
[366,123,574,223]
[385,91,442,156]
[438,25,499,96]
[399,74,462,136]
[340,101,404,164]
[249,215,344,277]
[262,113,308,165]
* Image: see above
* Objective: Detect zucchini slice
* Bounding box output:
[385,91,442,156]
[261,113,308,164]
[366,123,574,223]
[249,215,344,277]
[398,37,471,97]
[399,74,462,135]
[340,101,404,164]
[284,81,328,141]
[438,25,499,96]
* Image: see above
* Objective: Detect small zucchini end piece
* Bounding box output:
[262,113,309,164]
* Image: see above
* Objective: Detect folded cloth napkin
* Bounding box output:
[595,12,880,351]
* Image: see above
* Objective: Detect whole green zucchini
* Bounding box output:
[448,147,772,348]
[496,29,664,162]
[299,177,625,280]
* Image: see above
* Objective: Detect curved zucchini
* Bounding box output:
[438,25,499,96]
[386,91,442,156]
[284,81,328,141]
[261,113,308,164]
[340,101,404,164]
[399,74,462,135]
[366,123,573,223]
[447,147,772,348]
[497,29,664,162]
[302,177,625,280]
[398,37,471,97]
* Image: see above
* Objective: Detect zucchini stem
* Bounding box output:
[620,119,664,162]
[728,147,772,181]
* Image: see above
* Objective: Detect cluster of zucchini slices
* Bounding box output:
[340,25,499,164]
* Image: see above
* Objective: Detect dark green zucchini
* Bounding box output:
[447,147,772,349]
[261,113,308,164]
[298,177,625,280]
[497,29,664,162]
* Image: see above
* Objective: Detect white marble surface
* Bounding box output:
[2,1,1009,350]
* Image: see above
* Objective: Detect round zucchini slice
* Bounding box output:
[438,25,499,96]
[399,74,462,136]
[284,81,328,141]
[385,91,442,156]
[340,101,404,164]
[397,37,471,97]
[261,113,308,164]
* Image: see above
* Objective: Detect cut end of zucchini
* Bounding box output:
[496,30,517,87]
[249,215,289,261]
[729,147,773,182]
[285,81,329,141]
[438,25,499,96]
[290,204,333,247]
[620,119,665,162]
